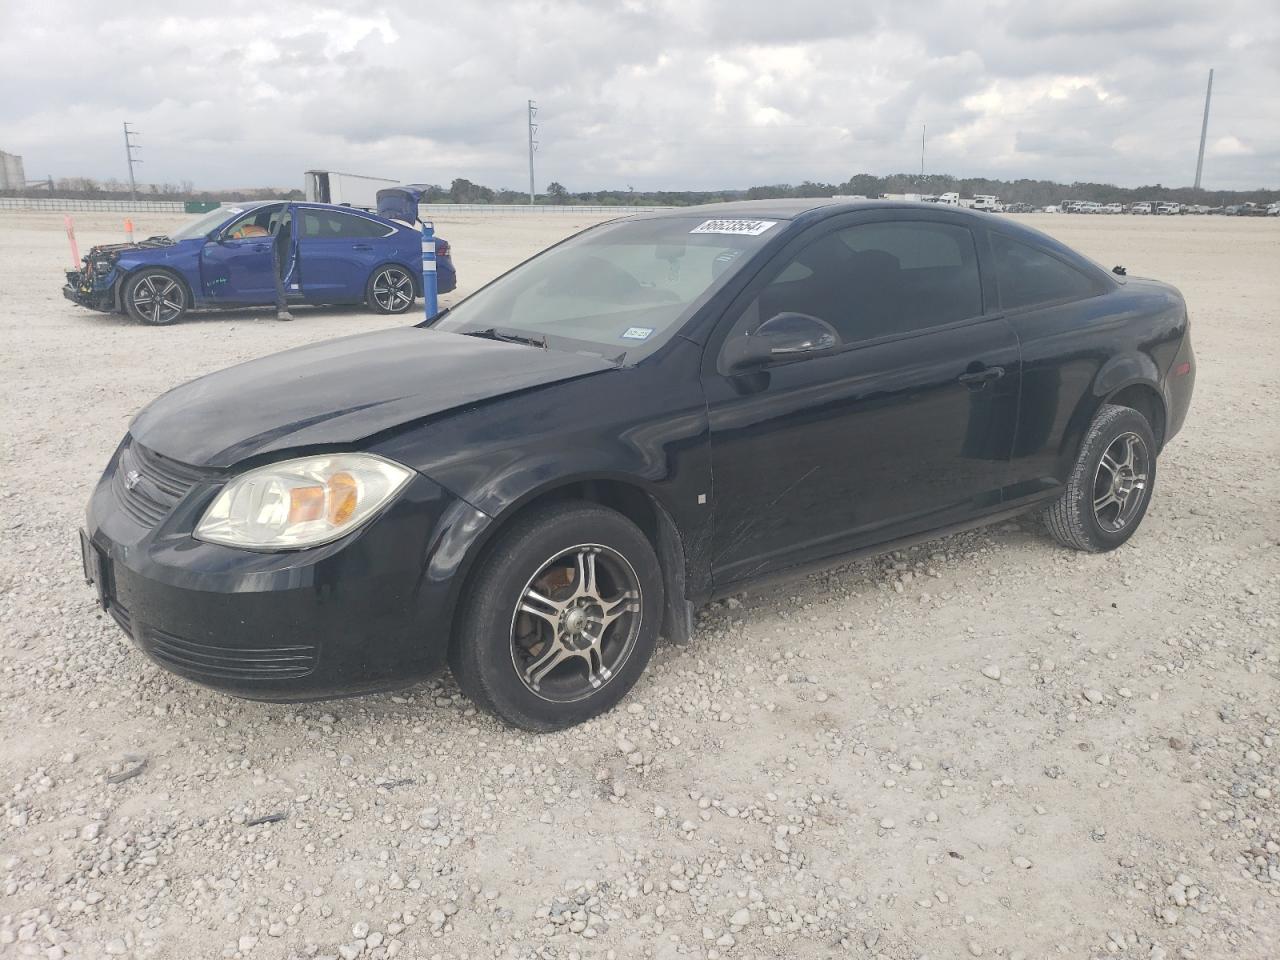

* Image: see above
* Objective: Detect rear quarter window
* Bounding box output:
[301,210,393,239]
[992,232,1098,311]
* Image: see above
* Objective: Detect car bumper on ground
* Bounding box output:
[83,437,490,701]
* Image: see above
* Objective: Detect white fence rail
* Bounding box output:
[0,197,189,213]
[1,198,678,216]
[420,203,672,216]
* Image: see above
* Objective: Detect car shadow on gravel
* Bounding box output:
[73,303,388,327]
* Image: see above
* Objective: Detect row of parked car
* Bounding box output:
[1055,200,1279,216]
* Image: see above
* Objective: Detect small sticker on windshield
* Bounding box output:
[690,219,777,236]
[621,326,654,341]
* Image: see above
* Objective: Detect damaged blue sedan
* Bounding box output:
[63,200,456,325]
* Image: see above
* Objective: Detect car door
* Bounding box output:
[199,203,286,303]
[702,212,1022,586]
[296,208,392,302]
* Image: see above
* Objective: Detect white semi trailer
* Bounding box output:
[304,170,400,210]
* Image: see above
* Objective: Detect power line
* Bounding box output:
[123,121,141,201]
[527,99,538,205]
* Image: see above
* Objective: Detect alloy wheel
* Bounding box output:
[371,268,414,312]
[509,544,642,703]
[132,275,185,324]
[1092,432,1150,533]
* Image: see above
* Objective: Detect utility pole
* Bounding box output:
[921,123,926,180]
[527,100,538,205]
[123,121,141,201]
[1193,68,1213,191]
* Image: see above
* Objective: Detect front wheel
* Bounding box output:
[122,269,188,325]
[449,502,663,731]
[365,265,416,314]
[1045,404,1157,552]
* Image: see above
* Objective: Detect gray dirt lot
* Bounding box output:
[0,210,1277,960]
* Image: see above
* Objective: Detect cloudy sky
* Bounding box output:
[2,0,1277,192]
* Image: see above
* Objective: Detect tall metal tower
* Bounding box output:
[527,100,538,205]
[1193,69,1213,191]
[123,122,142,201]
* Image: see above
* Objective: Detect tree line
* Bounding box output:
[3,174,1274,207]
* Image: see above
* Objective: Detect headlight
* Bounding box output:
[93,259,115,275]
[194,454,413,550]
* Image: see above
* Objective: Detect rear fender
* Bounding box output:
[1058,353,1161,467]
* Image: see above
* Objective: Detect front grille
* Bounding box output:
[114,440,207,527]
[142,628,317,681]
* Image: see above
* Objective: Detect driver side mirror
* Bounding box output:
[723,312,841,372]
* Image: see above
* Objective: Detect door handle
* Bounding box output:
[251,243,269,252]
[958,366,1005,386]
[352,243,373,251]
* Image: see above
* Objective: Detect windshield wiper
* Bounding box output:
[463,327,548,349]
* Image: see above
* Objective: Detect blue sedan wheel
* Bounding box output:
[123,269,188,325]
[366,266,416,315]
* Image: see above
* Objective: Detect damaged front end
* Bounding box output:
[63,239,172,312]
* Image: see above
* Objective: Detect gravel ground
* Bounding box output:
[1,210,1277,960]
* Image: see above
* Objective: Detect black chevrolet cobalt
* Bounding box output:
[82,200,1195,730]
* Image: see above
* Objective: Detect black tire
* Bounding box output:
[365,265,416,314]
[122,269,188,325]
[449,501,663,732]
[1045,404,1158,552]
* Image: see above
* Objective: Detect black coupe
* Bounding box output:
[82,200,1195,730]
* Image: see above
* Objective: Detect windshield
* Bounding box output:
[169,206,251,241]
[432,215,780,360]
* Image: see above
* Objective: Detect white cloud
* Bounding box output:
[1,0,1276,191]
[1208,135,1252,157]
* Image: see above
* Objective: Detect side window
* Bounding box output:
[738,220,983,345]
[224,204,285,240]
[991,233,1097,310]
[300,210,389,239]
[341,214,394,238]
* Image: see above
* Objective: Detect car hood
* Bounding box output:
[129,327,615,469]
[85,237,183,259]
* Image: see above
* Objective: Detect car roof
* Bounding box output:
[635,197,1110,283]
[222,200,383,217]
[637,197,1004,223]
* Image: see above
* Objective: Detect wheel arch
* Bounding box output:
[115,264,194,314]
[1103,381,1167,450]
[1061,352,1166,465]
[445,475,694,657]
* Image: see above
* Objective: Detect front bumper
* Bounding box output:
[63,272,116,311]
[83,438,490,701]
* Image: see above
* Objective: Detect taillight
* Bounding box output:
[436,240,450,259]
[1173,362,1191,377]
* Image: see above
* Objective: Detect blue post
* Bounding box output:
[421,220,439,319]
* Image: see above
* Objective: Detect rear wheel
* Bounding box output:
[366,265,416,314]
[123,269,188,325]
[1045,404,1157,552]
[449,502,663,731]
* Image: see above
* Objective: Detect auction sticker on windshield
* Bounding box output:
[689,219,777,236]
[621,326,654,340]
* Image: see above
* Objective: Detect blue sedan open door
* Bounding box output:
[200,203,294,303]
